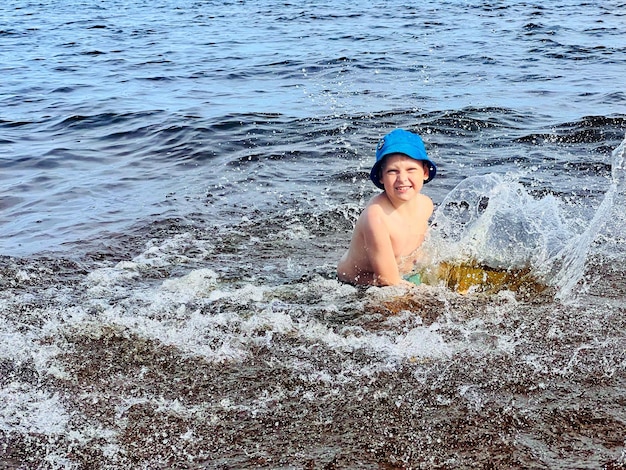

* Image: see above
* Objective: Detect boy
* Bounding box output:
[337,128,437,287]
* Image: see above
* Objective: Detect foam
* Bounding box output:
[0,329,34,364]
[161,268,219,299]
[130,233,215,268]
[0,298,71,378]
[206,283,267,304]
[79,259,454,369]
[299,316,450,362]
[0,382,68,436]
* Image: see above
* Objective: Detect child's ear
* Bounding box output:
[423,162,429,182]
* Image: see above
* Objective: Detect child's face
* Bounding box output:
[380,153,429,198]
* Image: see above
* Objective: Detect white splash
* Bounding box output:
[426,173,572,274]
[553,133,626,300]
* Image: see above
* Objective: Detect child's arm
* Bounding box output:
[361,207,403,286]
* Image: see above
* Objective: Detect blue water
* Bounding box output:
[2,0,625,256]
[1,1,626,468]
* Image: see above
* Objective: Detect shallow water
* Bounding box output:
[2,0,626,468]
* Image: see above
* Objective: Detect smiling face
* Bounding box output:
[379,153,429,199]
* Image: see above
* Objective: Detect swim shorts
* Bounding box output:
[403,272,422,285]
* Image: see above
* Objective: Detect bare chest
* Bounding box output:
[389,216,428,257]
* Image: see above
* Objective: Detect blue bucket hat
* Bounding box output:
[370,129,437,189]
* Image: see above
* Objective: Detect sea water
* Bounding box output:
[1,0,626,468]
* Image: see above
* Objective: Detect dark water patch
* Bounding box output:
[206,112,287,133]
[139,73,176,82]
[329,168,370,185]
[45,111,164,133]
[560,160,612,175]
[50,86,76,93]
[301,206,360,237]
[0,29,25,36]
[515,115,626,145]
[52,65,80,72]
[81,50,106,56]
[514,72,564,82]
[523,22,544,31]
[0,119,35,128]
[424,106,536,129]
[0,196,24,212]
[77,217,199,266]
[605,91,626,103]
[421,110,510,135]
[537,42,616,61]
[580,257,626,300]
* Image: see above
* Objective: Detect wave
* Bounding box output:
[515,115,626,144]
[2,106,624,259]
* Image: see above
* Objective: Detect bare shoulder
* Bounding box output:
[418,193,434,216]
[351,197,390,243]
[360,194,391,222]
